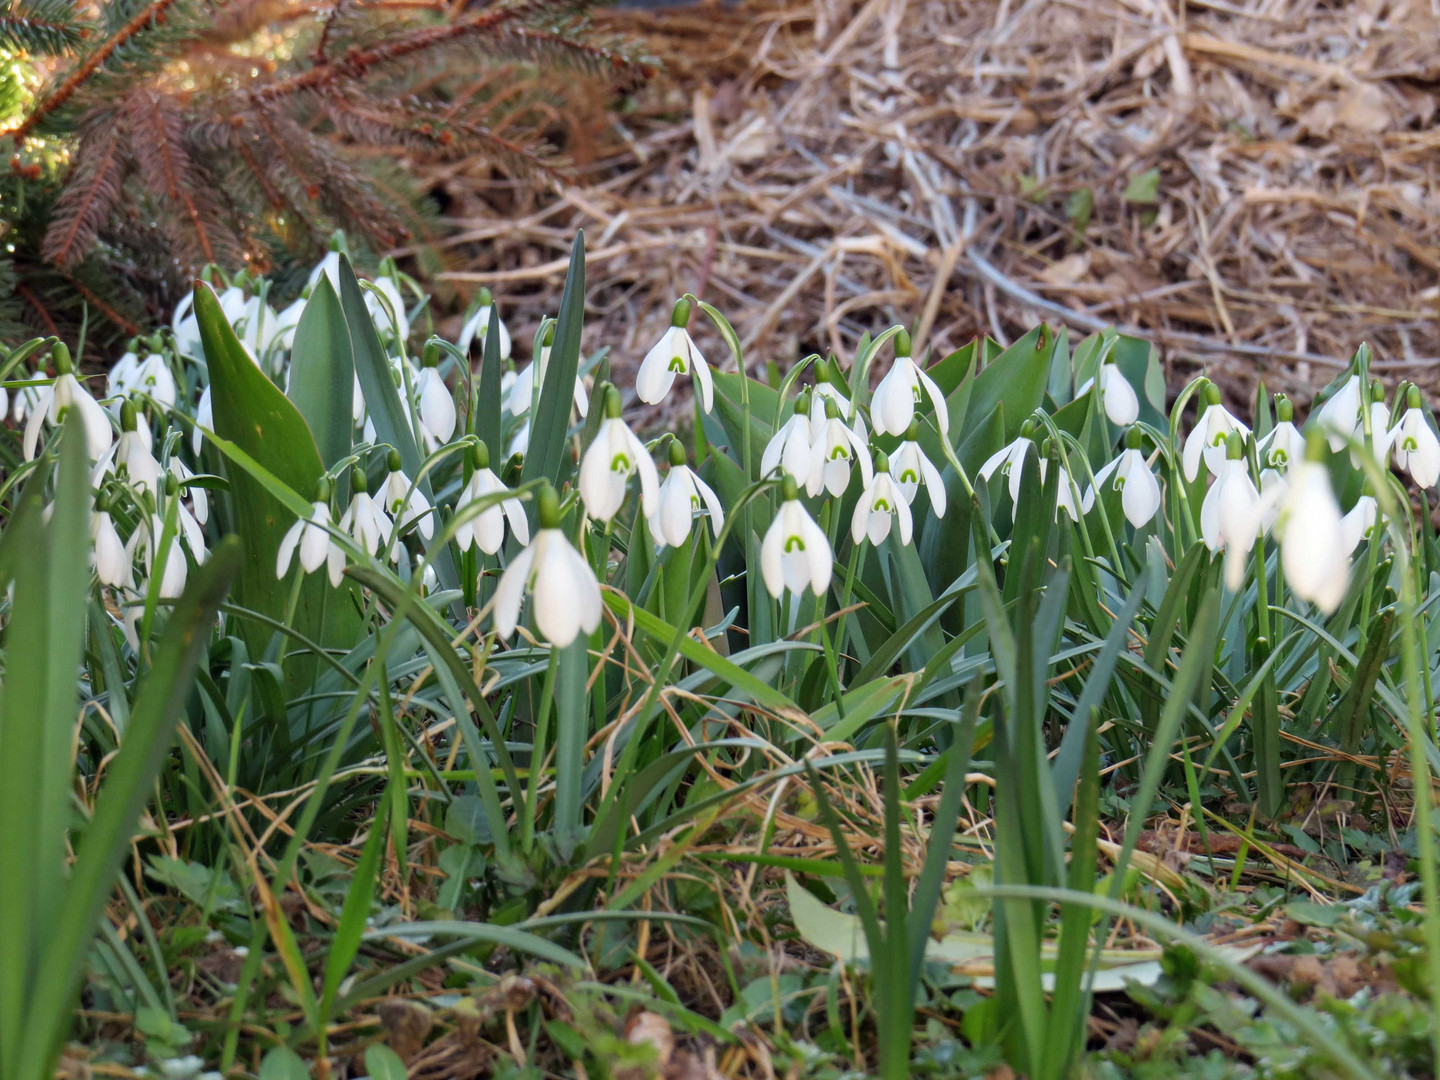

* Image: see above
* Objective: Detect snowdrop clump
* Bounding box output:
[19,236,1439,658]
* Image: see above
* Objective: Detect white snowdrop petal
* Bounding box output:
[493,543,536,639]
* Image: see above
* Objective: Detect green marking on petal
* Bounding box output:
[610,453,632,473]
[784,536,806,553]
[668,355,687,373]
[900,468,919,483]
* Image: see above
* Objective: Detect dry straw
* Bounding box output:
[423,0,1440,420]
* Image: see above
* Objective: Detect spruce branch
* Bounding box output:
[2,0,183,141]
[42,112,125,267]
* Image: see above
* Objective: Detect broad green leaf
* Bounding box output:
[365,1044,410,1080]
[286,275,355,468]
[334,255,460,599]
[195,282,363,687]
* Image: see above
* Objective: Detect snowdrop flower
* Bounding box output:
[90,496,130,588]
[493,484,602,646]
[1391,386,1440,488]
[366,275,410,343]
[128,351,178,409]
[454,442,529,555]
[871,330,949,438]
[276,479,346,587]
[1258,396,1305,472]
[1257,468,1287,533]
[308,248,343,292]
[649,440,724,549]
[1341,493,1378,554]
[128,511,189,600]
[807,398,872,497]
[11,366,44,424]
[173,283,246,359]
[760,476,832,599]
[851,453,912,546]
[979,420,1038,503]
[272,297,306,352]
[891,422,946,516]
[1316,372,1363,453]
[1271,431,1349,614]
[193,385,212,455]
[1082,427,1162,528]
[1199,434,1261,590]
[414,343,458,451]
[578,386,660,523]
[761,392,816,487]
[636,298,713,413]
[381,450,435,545]
[24,343,113,461]
[1355,379,1396,469]
[106,342,142,400]
[1078,357,1139,426]
[510,323,589,419]
[1037,453,1084,522]
[457,289,512,359]
[1182,382,1250,482]
[809,358,852,424]
[111,401,163,495]
[234,295,283,364]
[338,469,391,557]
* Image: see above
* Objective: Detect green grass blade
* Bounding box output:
[476,303,503,457]
[0,415,86,1080]
[520,231,585,489]
[19,537,240,1080]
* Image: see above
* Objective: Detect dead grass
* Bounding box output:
[415,0,1440,422]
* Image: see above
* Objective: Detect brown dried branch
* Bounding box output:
[124,87,224,265]
[42,113,126,267]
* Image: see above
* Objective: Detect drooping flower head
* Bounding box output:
[579,384,660,523]
[1199,431,1262,590]
[851,452,912,546]
[454,440,529,556]
[509,321,589,421]
[457,288,513,360]
[414,341,458,451]
[339,466,392,557]
[382,448,435,549]
[760,474,833,599]
[1272,429,1350,614]
[1182,381,1249,483]
[1078,356,1139,427]
[1315,371,1363,453]
[1258,395,1305,472]
[1392,385,1440,488]
[979,418,1038,503]
[650,438,725,549]
[807,396,872,498]
[871,329,949,438]
[636,297,713,413]
[493,483,602,646]
[891,420,946,516]
[277,477,346,588]
[24,341,113,462]
[1082,426,1161,529]
[761,390,816,488]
